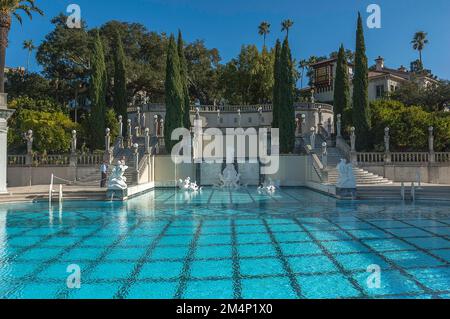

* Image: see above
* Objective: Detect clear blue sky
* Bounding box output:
[7,0,450,80]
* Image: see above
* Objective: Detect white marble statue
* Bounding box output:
[218,164,240,188]
[258,177,277,194]
[336,159,356,189]
[177,177,202,192]
[108,161,129,190]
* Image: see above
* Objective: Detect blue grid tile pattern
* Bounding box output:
[0,187,449,299]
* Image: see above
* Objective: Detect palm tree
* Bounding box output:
[258,21,271,47]
[23,39,35,72]
[411,31,428,66]
[0,0,43,93]
[281,19,294,39]
[299,59,308,88]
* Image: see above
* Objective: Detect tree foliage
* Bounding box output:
[178,30,191,129]
[164,34,184,152]
[371,100,450,152]
[352,12,371,150]
[7,97,77,153]
[88,30,107,150]
[112,30,128,125]
[272,40,282,128]
[333,44,351,133]
[279,38,295,153]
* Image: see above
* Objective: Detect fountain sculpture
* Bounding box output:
[217,164,241,188]
[258,177,277,194]
[108,161,129,190]
[177,177,202,192]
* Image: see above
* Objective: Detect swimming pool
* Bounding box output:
[0,187,449,299]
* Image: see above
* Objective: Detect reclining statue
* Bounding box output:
[108,161,129,190]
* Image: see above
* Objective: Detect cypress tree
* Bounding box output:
[89,30,107,150]
[333,44,351,133]
[352,12,371,150]
[164,34,184,152]
[272,39,281,128]
[177,30,191,129]
[279,38,295,153]
[113,30,128,126]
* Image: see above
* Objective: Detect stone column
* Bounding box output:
[321,142,328,167]
[238,109,241,127]
[310,127,316,149]
[70,130,77,166]
[0,93,14,193]
[118,115,123,148]
[24,129,33,165]
[336,114,342,138]
[429,126,435,163]
[384,127,391,163]
[127,119,132,148]
[144,128,150,154]
[133,143,139,169]
[160,119,164,137]
[136,107,141,136]
[104,128,112,163]
[317,106,323,133]
[350,126,357,164]
[258,107,263,127]
[141,113,146,132]
[153,115,159,136]
[301,114,306,136]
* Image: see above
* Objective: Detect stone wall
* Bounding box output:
[7,166,98,187]
[361,164,450,184]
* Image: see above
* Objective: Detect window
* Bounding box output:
[376,85,385,98]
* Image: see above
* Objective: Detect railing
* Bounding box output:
[77,154,103,166]
[34,154,70,165]
[391,152,429,163]
[128,102,334,113]
[8,155,26,165]
[356,151,450,164]
[310,153,326,182]
[436,152,450,163]
[357,152,385,164]
[8,153,103,166]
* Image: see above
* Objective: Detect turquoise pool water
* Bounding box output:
[0,187,450,299]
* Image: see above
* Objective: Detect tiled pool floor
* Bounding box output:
[0,188,449,299]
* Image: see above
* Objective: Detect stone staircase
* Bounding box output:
[357,185,450,201]
[304,133,392,186]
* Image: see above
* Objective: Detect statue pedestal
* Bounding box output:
[0,94,14,194]
[336,187,357,199]
[107,189,128,201]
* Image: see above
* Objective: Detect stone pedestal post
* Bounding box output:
[144,128,150,154]
[350,127,357,164]
[70,130,77,166]
[0,93,14,193]
[321,142,328,167]
[127,119,132,148]
[428,126,435,163]
[118,115,124,148]
[24,129,33,165]
[104,128,112,163]
[133,143,139,169]
[336,114,342,138]
[384,127,391,163]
